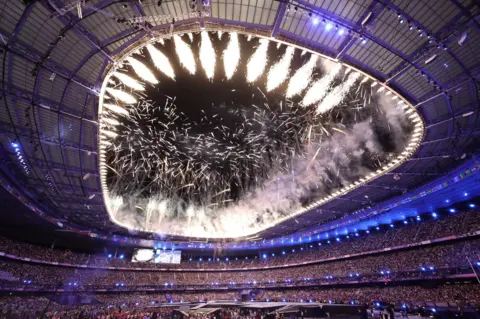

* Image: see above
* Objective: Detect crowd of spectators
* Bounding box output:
[0,210,478,271]
[0,283,478,319]
[0,296,174,319]
[0,238,478,289]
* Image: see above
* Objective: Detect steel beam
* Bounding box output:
[1,82,97,123]
[386,3,479,82]
[336,0,385,60]
[0,128,96,155]
[28,178,100,194]
[131,0,153,38]
[0,31,97,94]
[271,1,287,38]
[41,0,114,62]
[384,172,441,176]
[13,154,99,176]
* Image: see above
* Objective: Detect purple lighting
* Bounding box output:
[325,23,333,31]
[313,18,319,25]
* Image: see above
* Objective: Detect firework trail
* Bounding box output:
[146,44,175,79]
[126,57,158,84]
[267,46,294,92]
[286,55,318,98]
[174,35,196,75]
[247,38,269,83]
[200,31,216,80]
[302,63,342,106]
[223,33,240,80]
[112,72,145,91]
[106,88,136,104]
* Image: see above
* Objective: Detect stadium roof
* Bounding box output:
[0,0,479,246]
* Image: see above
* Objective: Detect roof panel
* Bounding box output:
[0,0,24,35]
[17,4,64,55]
[49,32,92,74]
[392,68,433,100]
[346,40,400,75]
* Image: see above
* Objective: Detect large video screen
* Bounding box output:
[154,250,181,264]
[132,248,181,264]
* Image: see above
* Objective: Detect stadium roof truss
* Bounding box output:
[0,0,479,242]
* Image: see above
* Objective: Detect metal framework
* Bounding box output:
[0,0,479,242]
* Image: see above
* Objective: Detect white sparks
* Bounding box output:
[286,55,318,98]
[302,63,342,106]
[200,31,216,80]
[112,72,145,91]
[102,130,118,138]
[187,32,193,42]
[247,34,252,41]
[158,39,164,45]
[301,50,307,56]
[246,38,269,83]
[316,72,361,114]
[276,42,281,49]
[146,44,175,79]
[217,30,223,40]
[103,103,129,116]
[106,88,137,104]
[174,35,196,75]
[266,46,294,92]
[223,32,240,80]
[126,57,158,84]
[103,117,120,126]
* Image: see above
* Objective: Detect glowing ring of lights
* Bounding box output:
[98,29,424,240]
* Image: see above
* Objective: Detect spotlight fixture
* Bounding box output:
[425,54,437,65]
[458,31,468,45]
[361,11,373,26]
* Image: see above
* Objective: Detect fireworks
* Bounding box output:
[103,103,129,116]
[146,44,175,79]
[302,63,342,106]
[106,88,136,104]
[247,38,269,83]
[316,71,361,114]
[223,32,240,80]
[286,55,318,98]
[174,35,196,75]
[99,32,419,238]
[200,31,216,80]
[126,57,158,84]
[112,72,145,91]
[267,46,294,92]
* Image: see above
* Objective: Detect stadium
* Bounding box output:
[0,0,479,318]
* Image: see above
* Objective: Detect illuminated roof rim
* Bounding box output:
[97,27,425,240]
